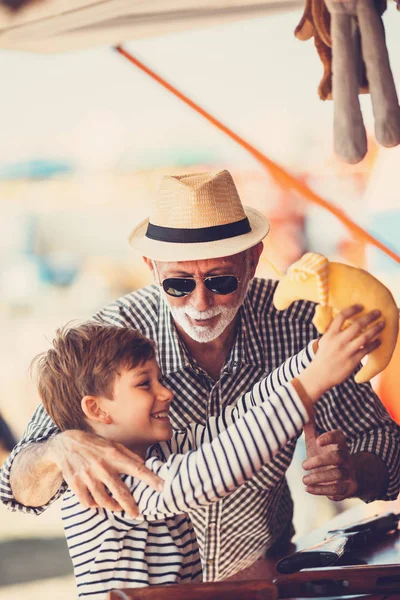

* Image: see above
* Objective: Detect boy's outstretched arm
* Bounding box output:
[171,340,317,450]
[128,306,384,519]
[131,378,312,520]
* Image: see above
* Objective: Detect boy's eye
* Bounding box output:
[137,380,150,388]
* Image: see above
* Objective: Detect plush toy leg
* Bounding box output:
[357,0,400,148]
[312,0,331,47]
[330,12,368,163]
[295,0,315,40]
[314,34,333,100]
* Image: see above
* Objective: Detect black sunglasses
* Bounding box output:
[162,275,240,298]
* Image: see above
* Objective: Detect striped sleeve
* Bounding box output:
[231,341,315,420]
[128,380,309,519]
[0,404,66,513]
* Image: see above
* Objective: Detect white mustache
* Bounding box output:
[182,306,222,321]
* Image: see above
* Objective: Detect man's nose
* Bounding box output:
[189,280,212,312]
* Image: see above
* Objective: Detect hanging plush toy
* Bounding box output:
[273,253,399,384]
[295,0,333,100]
[295,0,400,164]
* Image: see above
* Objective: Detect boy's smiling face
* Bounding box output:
[91,358,173,455]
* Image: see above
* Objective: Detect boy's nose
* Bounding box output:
[158,383,173,403]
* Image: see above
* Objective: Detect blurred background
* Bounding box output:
[0,2,399,598]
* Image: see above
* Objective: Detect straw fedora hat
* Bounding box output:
[129,170,270,261]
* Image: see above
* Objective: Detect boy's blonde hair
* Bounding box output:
[32,323,155,432]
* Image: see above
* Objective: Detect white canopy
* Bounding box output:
[0,0,302,53]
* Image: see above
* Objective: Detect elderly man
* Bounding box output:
[1,170,399,581]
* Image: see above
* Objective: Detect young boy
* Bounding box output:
[32,304,382,598]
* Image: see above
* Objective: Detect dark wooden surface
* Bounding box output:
[275,564,400,598]
[108,579,278,599]
[108,498,400,599]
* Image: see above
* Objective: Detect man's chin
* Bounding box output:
[172,306,240,343]
[184,325,222,343]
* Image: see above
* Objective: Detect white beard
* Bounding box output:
[170,303,239,343]
[164,271,251,344]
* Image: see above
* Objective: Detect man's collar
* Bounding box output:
[156,291,265,376]
[224,295,265,372]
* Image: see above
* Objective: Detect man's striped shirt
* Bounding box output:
[1,278,400,582]
[62,348,311,598]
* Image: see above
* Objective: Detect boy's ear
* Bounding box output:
[81,396,112,425]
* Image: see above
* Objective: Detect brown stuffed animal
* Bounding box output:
[295,0,400,163]
[295,0,386,101]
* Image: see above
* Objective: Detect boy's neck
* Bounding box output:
[127,442,149,460]
[91,424,150,460]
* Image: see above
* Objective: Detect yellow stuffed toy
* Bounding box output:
[273,252,399,383]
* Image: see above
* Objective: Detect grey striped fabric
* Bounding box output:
[1,278,400,583]
[61,353,310,598]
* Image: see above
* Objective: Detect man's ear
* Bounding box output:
[143,257,156,278]
[81,396,112,425]
[247,242,264,278]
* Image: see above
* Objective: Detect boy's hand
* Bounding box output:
[302,424,357,501]
[47,430,164,518]
[298,305,384,402]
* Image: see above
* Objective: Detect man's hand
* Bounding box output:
[47,430,164,518]
[302,423,358,502]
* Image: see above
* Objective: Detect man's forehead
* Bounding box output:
[156,253,244,274]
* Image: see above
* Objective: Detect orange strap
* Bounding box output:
[115,46,400,264]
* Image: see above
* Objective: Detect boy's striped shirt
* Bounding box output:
[62,347,311,598]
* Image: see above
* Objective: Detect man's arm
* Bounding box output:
[302,379,400,503]
[9,442,64,509]
[0,404,163,518]
[0,404,64,513]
